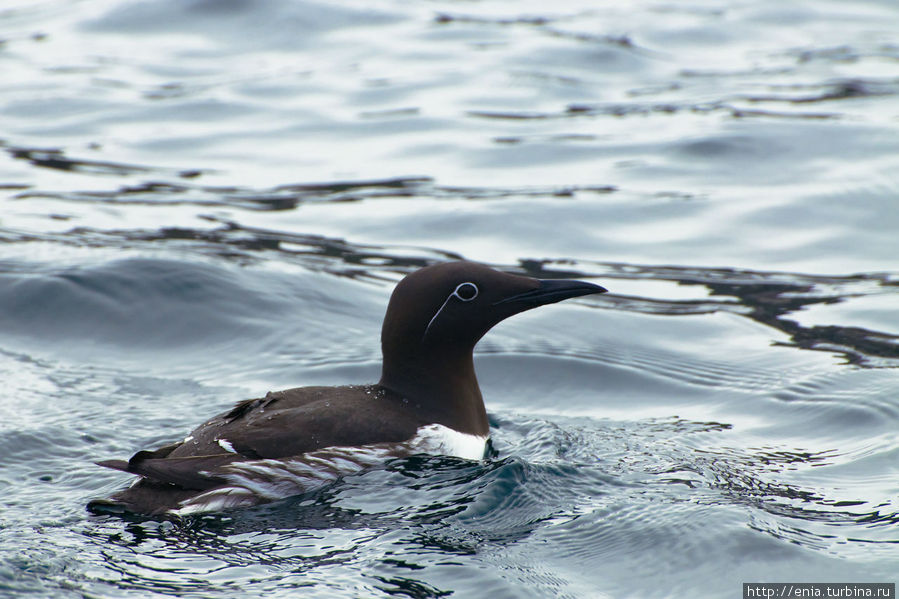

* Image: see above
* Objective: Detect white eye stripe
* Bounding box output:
[422,282,480,342]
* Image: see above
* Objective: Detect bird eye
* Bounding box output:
[422,282,481,343]
[453,282,478,301]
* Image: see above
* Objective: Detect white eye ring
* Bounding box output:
[422,281,480,342]
[452,282,479,302]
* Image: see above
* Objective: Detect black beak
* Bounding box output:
[494,278,608,308]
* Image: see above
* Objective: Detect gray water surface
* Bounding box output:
[1,1,898,597]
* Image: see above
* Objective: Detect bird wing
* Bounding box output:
[203,393,421,459]
[94,386,423,491]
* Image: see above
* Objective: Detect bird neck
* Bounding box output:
[379,347,489,436]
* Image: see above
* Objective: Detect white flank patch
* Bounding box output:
[168,425,488,516]
[407,424,487,461]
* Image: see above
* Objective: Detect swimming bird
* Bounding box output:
[88,261,607,516]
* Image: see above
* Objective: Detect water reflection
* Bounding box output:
[4,144,152,176]
[3,0,899,595]
[521,259,899,367]
[76,406,897,598]
[4,174,896,367]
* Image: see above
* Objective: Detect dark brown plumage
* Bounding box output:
[89,261,607,516]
